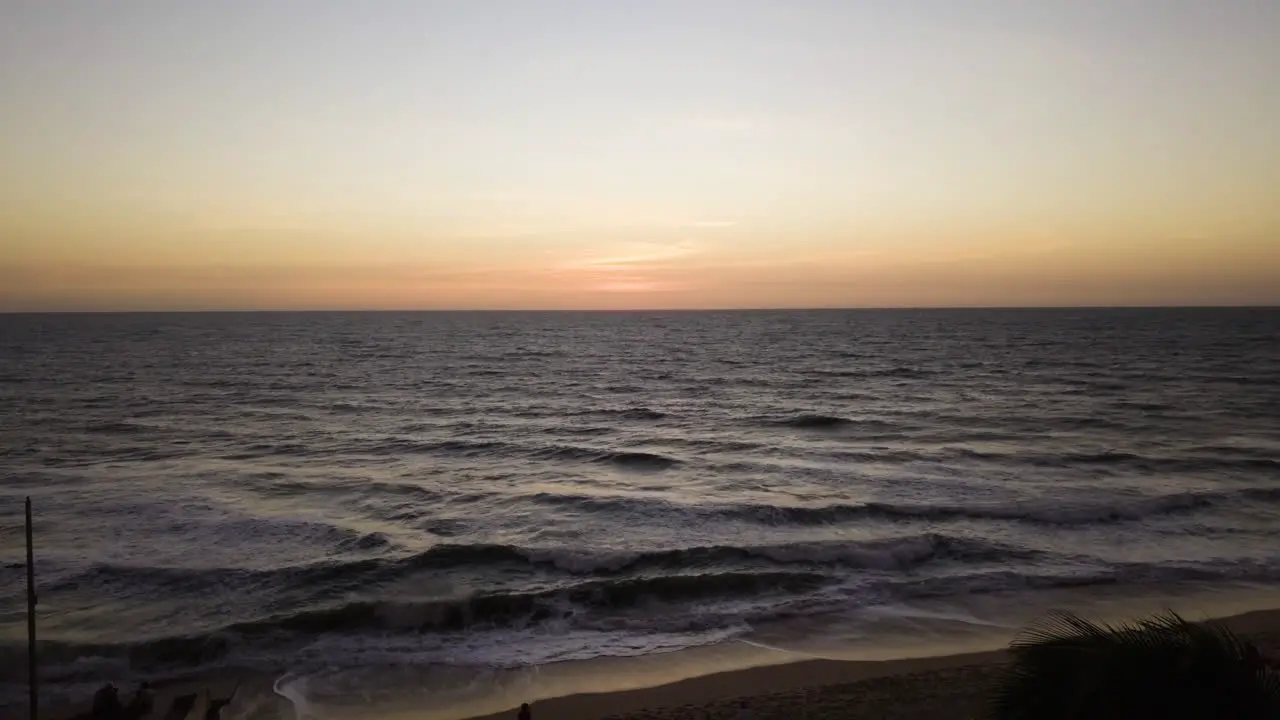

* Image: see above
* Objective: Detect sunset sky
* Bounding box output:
[2,1,1277,311]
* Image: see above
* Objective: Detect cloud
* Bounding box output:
[569,240,702,270]
[684,220,738,229]
[593,276,681,293]
[548,239,705,295]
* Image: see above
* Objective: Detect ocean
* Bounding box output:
[1,309,1278,716]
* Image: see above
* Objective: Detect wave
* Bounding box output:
[500,349,565,359]
[100,422,1274,477]
[21,555,1280,680]
[530,487,1276,528]
[595,450,679,470]
[860,495,1216,525]
[647,437,767,454]
[43,552,391,597]
[953,448,1280,472]
[893,559,1280,604]
[527,446,681,470]
[225,436,685,470]
[44,533,1022,604]
[221,441,316,459]
[1041,416,1133,431]
[231,570,832,636]
[237,477,454,507]
[0,634,242,678]
[523,534,1026,573]
[83,420,154,435]
[771,414,853,429]
[618,407,667,421]
[0,570,829,673]
[730,491,1258,526]
[535,407,669,421]
[339,532,393,552]
[806,367,937,380]
[760,414,901,434]
[1241,487,1280,502]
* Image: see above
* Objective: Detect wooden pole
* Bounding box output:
[26,496,37,720]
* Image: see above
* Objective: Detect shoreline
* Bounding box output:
[32,594,1280,720]
[463,648,1006,720]
[463,607,1280,720]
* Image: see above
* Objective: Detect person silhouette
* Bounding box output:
[517,702,532,720]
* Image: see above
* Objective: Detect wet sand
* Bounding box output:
[467,651,1002,720]
[468,609,1280,720]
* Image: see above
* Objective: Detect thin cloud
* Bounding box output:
[569,240,702,271]
[684,220,738,229]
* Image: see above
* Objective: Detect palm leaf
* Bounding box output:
[991,610,1280,719]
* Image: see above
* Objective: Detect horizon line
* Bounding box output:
[2,304,1277,315]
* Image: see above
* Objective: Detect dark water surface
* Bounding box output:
[1,309,1277,708]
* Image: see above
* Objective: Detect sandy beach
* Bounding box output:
[467,608,1280,720]
[465,652,1003,720]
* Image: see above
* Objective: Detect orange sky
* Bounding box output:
[2,2,1277,311]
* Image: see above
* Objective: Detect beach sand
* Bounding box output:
[466,652,1003,720]
[468,609,1280,720]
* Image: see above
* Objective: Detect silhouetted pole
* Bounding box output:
[26,496,38,720]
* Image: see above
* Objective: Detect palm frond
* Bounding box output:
[991,610,1280,719]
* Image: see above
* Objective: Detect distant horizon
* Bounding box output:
[3,303,1277,316]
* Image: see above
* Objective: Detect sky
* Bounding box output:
[1,1,1278,311]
